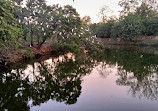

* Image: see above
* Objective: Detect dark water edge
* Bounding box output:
[1,46,158,111]
[104,44,158,55]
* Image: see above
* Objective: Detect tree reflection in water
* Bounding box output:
[1,49,158,111]
[101,49,158,100]
[0,53,97,111]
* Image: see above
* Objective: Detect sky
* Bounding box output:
[46,0,122,23]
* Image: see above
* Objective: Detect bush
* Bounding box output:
[54,42,80,54]
[18,45,34,58]
[24,50,34,59]
[64,43,80,53]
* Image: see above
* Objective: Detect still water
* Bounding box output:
[1,48,158,111]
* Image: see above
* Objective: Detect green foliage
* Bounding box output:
[141,17,158,36]
[136,3,158,36]
[90,2,158,40]
[21,2,83,49]
[63,43,80,53]
[111,14,143,38]
[89,23,97,35]
[19,45,34,58]
[91,13,144,39]
[95,24,109,38]
[0,0,23,50]
[64,43,80,53]
[0,0,103,55]
[54,42,80,54]
[83,36,104,54]
[110,22,121,38]
[90,19,116,38]
[24,49,34,58]
[52,5,103,54]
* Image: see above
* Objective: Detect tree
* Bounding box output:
[82,16,91,25]
[24,0,48,47]
[119,0,140,17]
[52,5,83,51]
[136,2,157,17]
[0,0,23,50]
[22,1,82,49]
[118,0,158,17]
[98,5,113,23]
[136,2,158,35]
[111,14,143,38]
[141,0,158,9]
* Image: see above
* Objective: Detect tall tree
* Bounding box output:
[136,2,158,35]
[82,16,91,25]
[24,0,47,47]
[119,0,139,16]
[98,5,113,23]
[119,0,158,17]
[0,0,23,50]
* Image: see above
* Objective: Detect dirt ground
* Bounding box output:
[0,43,56,66]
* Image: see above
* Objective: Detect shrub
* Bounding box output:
[64,43,80,53]
[24,50,34,59]
[53,42,80,54]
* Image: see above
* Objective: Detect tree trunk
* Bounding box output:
[37,37,46,49]
[30,26,34,47]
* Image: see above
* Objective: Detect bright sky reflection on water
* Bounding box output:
[1,49,158,111]
[31,61,158,111]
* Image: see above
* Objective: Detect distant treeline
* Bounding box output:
[90,1,158,39]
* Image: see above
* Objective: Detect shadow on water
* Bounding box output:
[0,53,97,111]
[100,49,158,100]
[1,46,158,110]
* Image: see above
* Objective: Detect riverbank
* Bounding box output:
[1,36,158,67]
[99,36,158,55]
[0,44,56,67]
[104,44,158,55]
[99,36,158,46]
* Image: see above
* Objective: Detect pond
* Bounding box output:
[1,47,158,111]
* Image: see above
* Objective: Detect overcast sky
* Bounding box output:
[46,0,122,23]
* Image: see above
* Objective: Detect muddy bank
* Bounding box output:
[0,44,56,67]
[104,44,158,55]
[99,36,158,46]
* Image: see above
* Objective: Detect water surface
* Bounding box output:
[1,49,158,111]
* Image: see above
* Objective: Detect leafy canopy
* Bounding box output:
[0,0,23,50]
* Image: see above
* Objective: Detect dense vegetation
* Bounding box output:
[90,0,158,39]
[0,53,97,110]
[0,0,102,58]
[1,0,158,64]
[0,0,23,50]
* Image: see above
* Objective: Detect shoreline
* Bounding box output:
[0,44,56,67]
[1,36,158,67]
[98,36,158,46]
